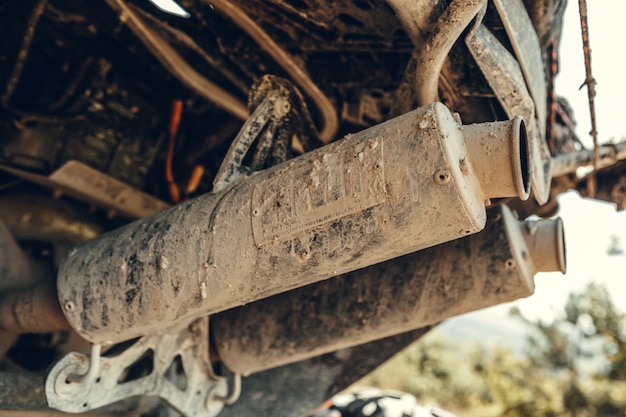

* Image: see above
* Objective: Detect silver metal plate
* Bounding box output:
[251,136,386,246]
[493,0,547,131]
[45,318,228,417]
[0,161,170,219]
[466,22,552,205]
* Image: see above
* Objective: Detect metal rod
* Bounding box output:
[105,0,248,121]
[411,0,487,106]
[214,374,241,405]
[551,140,626,177]
[577,0,600,196]
[0,218,34,292]
[0,216,39,357]
[130,3,249,95]
[0,281,70,334]
[1,0,47,105]
[68,344,102,384]
[207,0,339,143]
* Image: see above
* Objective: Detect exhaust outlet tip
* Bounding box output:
[555,217,567,274]
[519,215,567,275]
[462,116,531,202]
[498,204,566,298]
[514,116,531,201]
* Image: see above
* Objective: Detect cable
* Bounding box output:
[410,0,487,106]
[206,0,338,143]
[106,0,248,120]
[2,0,48,106]
[108,0,337,143]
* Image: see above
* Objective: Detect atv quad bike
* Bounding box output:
[0,0,625,416]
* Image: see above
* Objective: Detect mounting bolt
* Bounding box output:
[459,158,470,175]
[504,259,516,270]
[434,170,451,185]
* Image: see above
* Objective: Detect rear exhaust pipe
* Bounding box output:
[212,204,565,375]
[56,103,530,344]
[0,217,39,357]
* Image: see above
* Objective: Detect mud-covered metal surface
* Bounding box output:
[213,74,322,191]
[465,12,552,206]
[56,103,528,344]
[211,205,565,375]
[413,0,488,106]
[552,140,626,177]
[0,217,35,357]
[0,1,590,416]
[45,317,228,417]
[0,0,562,197]
[0,194,102,246]
[579,160,626,211]
[0,218,34,292]
[218,327,433,417]
[0,282,68,334]
[0,162,171,219]
[0,370,157,414]
[493,0,547,130]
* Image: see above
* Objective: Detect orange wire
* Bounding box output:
[185,165,205,195]
[166,98,183,203]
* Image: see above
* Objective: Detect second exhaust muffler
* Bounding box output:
[212,205,566,375]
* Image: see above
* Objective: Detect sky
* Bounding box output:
[439,0,626,343]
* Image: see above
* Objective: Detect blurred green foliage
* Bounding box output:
[358,282,626,416]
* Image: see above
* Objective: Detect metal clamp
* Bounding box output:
[214,373,241,405]
[212,75,321,192]
[45,317,230,417]
[66,344,101,384]
[464,0,552,204]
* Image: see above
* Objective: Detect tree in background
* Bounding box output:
[358,282,626,417]
[359,333,563,416]
[564,283,626,380]
[514,281,626,416]
[607,235,624,256]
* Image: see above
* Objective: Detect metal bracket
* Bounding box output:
[0,161,171,219]
[45,317,229,417]
[465,7,552,205]
[212,75,321,193]
[492,0,547,131]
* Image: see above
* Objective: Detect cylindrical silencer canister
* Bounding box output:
[212,204,565,375]
[57,103,530,344]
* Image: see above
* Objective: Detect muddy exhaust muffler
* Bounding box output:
[57,103,530,344]
[212,204,565,375]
